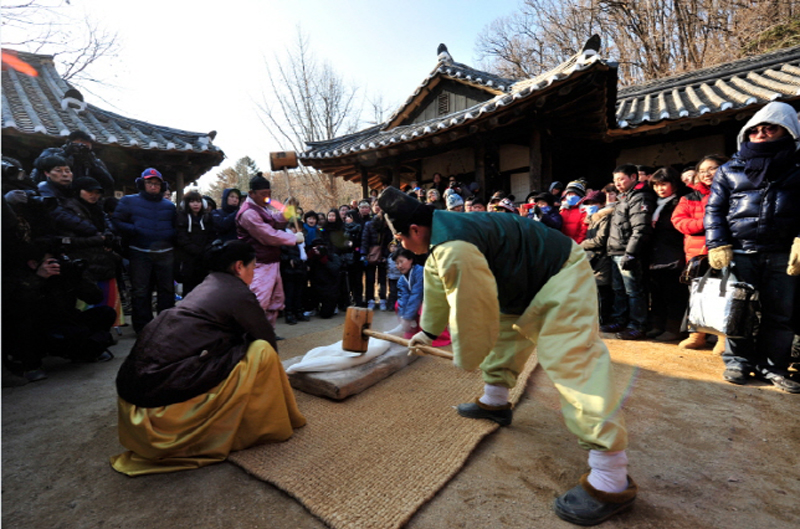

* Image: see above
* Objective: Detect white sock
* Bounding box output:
[587,450,629,493]
[478,384,509,407]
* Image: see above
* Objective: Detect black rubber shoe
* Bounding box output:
[456,399,513,427]
[600,323,625,333]
[554,473,638,526]
[615,328,646,340]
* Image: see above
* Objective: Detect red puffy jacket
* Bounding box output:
[560,206,587,243]
[671,182,710,261]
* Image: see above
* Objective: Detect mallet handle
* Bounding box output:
[363,329,453,360]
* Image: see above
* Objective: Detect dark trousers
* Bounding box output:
[365,262,387,303]
[129,248,174,333]
[597,284,615,327]
[648,267,688,334]
[283,273,305,318]
[724,252,798,374]
[346,262,364,307]
[610,255,648,330]
[387,278,399,312]
[46,306,117,362]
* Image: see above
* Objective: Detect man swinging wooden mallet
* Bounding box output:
[378,186,637,526]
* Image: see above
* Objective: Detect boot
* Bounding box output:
[679,332,707,349]
[712,337,726,355]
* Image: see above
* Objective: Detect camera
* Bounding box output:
[56,254,87,280]
[23,190,58,211]
[64,142,96,168]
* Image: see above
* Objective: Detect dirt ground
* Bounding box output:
[3,311,799,529]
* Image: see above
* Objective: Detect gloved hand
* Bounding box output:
[708,245,732,270]
[400,318,417,333]
[787,238,800,276]
[408,330,433,356]
[620,254,636,271]
[4,189,28,205]
[295,232,305,245]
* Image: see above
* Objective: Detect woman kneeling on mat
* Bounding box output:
[110,240,306,476]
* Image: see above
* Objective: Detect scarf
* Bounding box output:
[737,136,796,187]
[652,195,673,223]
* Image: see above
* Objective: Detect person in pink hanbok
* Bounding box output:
[236,174,303,326]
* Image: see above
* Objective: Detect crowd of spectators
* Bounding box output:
[4,101,799,394]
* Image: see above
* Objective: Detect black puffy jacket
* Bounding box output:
[705,151,800,253]
[607,182,657,257]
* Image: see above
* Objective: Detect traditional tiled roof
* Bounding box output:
[301,48,610,161]
[615,46,800,130]
[381,54,517,128]
[1,49,223,155]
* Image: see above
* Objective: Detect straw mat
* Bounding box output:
[229,345,538,529]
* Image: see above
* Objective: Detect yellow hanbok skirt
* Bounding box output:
[110,340,306,476]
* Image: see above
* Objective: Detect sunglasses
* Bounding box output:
[747,124,780,137]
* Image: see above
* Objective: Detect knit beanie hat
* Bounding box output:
[564,180,586,197]
[446,193,464,210]
[492,197,519,214]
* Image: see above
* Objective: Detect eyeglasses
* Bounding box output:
[747,124,780,137]
[144,180,161,187]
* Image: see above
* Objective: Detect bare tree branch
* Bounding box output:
[1,0,120,89]
[477,0,800,85]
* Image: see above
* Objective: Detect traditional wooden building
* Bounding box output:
[300,41,800,199]
[1,49,224,199]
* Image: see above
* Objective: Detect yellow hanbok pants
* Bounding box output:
[424,241,626,452]
[110,340,306,476]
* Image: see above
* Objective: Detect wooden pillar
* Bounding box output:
[360,166,370,198]
[175,170,185,204]
[474,142,486,200]
[528,129,543,193]
[390,164,401,188]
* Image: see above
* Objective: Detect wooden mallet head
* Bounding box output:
[343,307,373,353]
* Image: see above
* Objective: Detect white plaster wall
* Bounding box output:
[421,148,475,180]
[499,144,529,173]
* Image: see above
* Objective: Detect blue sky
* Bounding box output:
[7,0,520,186]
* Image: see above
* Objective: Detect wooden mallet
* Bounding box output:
[343,307,453,360]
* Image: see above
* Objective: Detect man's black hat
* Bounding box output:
[378,186,431,235]
[249,173,271,191]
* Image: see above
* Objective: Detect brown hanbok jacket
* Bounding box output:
[116,272,277,407]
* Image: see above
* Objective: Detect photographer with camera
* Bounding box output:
[31,131,114,194]
[2,157,59,256]
[4,241,116,382]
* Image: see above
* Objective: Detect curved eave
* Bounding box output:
[613,56,800,132]
[300,51,609,166]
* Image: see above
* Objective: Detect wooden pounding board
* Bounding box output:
[283,343,421,400]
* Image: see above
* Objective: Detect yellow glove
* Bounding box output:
[708,245,732,270]
[787,238,800,276]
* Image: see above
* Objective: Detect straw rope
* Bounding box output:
[229,344,538,529]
